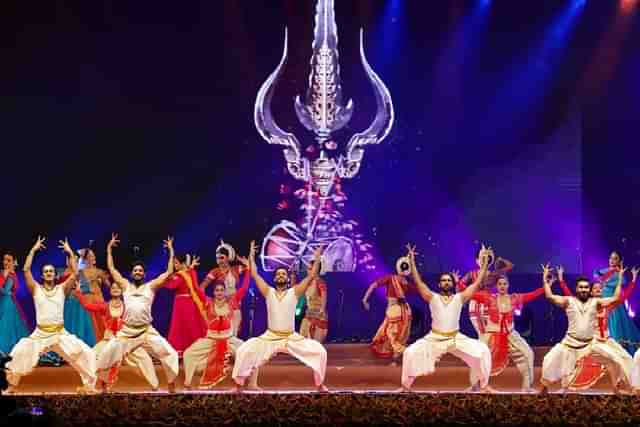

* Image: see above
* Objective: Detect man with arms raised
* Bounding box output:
[400,244,492,392]
[96,233,179,392]
[6,237,97,393]
[232,241,328,392]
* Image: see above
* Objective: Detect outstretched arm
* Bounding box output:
[294,248,322,298]
[248,241,270,298]
[149,237,176,291]
[362,278,381,311]
[599,266,625,308]
[407,244,432,302]
[107,233,129,290]
[23,236,46,294]
[556,265,573,296]
[542,264,568,308]
[461,246,491,302]
[59,239,78,295]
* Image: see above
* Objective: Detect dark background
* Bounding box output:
[2,0,640,343]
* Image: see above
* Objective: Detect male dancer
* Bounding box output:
[6,237,97,393]
[401,244,492,392]
[96,233,179,392]
[201,241,245,336]
[540,264,627,393]
[232,241,328,392]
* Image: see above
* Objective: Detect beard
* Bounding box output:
[132,278,144,286]
[440,286,453,295]
[577,293,590,302]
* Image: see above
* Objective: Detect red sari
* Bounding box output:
[471,288,544,375]
[200,269,250,386]
[370,274,413,358]
[165,268,209,356]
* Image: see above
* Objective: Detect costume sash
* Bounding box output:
[178,270,208,322]
[200,336,230,387]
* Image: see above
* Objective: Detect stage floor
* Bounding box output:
[7,344,618,395]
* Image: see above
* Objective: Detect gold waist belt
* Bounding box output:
[268,329,294,338]
[37,324,64,333]
[431,328,459,337]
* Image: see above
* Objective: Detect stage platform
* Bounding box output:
[3,345,638,426]
[5,344,619,394]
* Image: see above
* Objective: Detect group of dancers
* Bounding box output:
[2,234,640,394]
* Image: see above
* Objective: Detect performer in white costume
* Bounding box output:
[96,233,179,392]
[6,236,97,393]
[232,241,328,392]
[633,349,640,393]
[400,244,493,392]
[540,264,627,393]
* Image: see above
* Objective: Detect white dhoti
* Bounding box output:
[94,332,159,389]
[542,337,626,389]
[232,330,327,386]
[632,348,640,390]
[7,326,97,388]
[183,335,243,386]
[402,330,491,389]
[96,324,178,384]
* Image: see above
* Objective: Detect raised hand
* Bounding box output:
[237,256,249,267]
[313,246,323,261]
[451,269,461,284]
[619,262,627,278]
[249,241,258,260]
[556,265,564,282]
[163,236,174,251]
[405,243,417,258]
[632,267,639,282]
[189,255,201,269]
[362,300,370,311]
[108,233,120,249]
[541,263,553,283]
[58,238,73,254]
[31,236,47,252]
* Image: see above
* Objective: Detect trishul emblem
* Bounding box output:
[256,0,394,272]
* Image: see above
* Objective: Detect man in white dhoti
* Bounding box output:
[96,233,179,392]
[400,244,493,392]
[632,349,640,393]
[6,236,97,393]
[231,241,328,392]
[540,264,627,393]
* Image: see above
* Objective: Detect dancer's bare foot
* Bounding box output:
[520,387,537,394]
[393,386,412,393]
[230,384,242,393]
[4,386,17,395]
[246,384,263,392]
[316,384,329,393]
[481,385,498,394]
[76,386,98,395]
[167,382,176,394]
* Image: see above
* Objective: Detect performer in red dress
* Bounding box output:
[468,275,545,391]
[362,255,414,363]
[558,265,637,391]
[200,241,246,336]
[76,282,158,391]
[164,255,208,357]
[183,257,254,389]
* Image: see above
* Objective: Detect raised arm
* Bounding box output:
[58,238,79,295]
[233,256,251,305]
[556,265,573,296]
[460,246,491,302]
[543,264,568,308]
[107,233,128,290]
[75,289,107,314]
[494,256,514,275]
[294,248,322,298]
[599,266,625,308]
[23,236,46,294]
[149,237,176,291]
[407,244,433,302]
[248,240,270,298]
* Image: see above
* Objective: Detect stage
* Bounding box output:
[3,344,638,426]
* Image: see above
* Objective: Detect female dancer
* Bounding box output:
[164,255,208,357]
[75,248,111,341]
[0,252,29,353]
[183,256,254,389]
[362,254,413,363]
[76,282,158,391]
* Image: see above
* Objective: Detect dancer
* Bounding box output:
[298,264,329,343]
[58,255,97,347]
[231,241,328,392]
[362,255,414,362]
[558,265,637,391]
[468,275,545,391]
[75,248,111,341]
[164,254,208,357]
[96,233,179,392]
[594,251,640,353]
[201,241,245,336]
[6,237,97,393]
[75,282,158,391]
[401,244,492,392]
[183,256,255,389]
[540,264,628,393]
[0,252,29,354]
[457,248,513,340]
